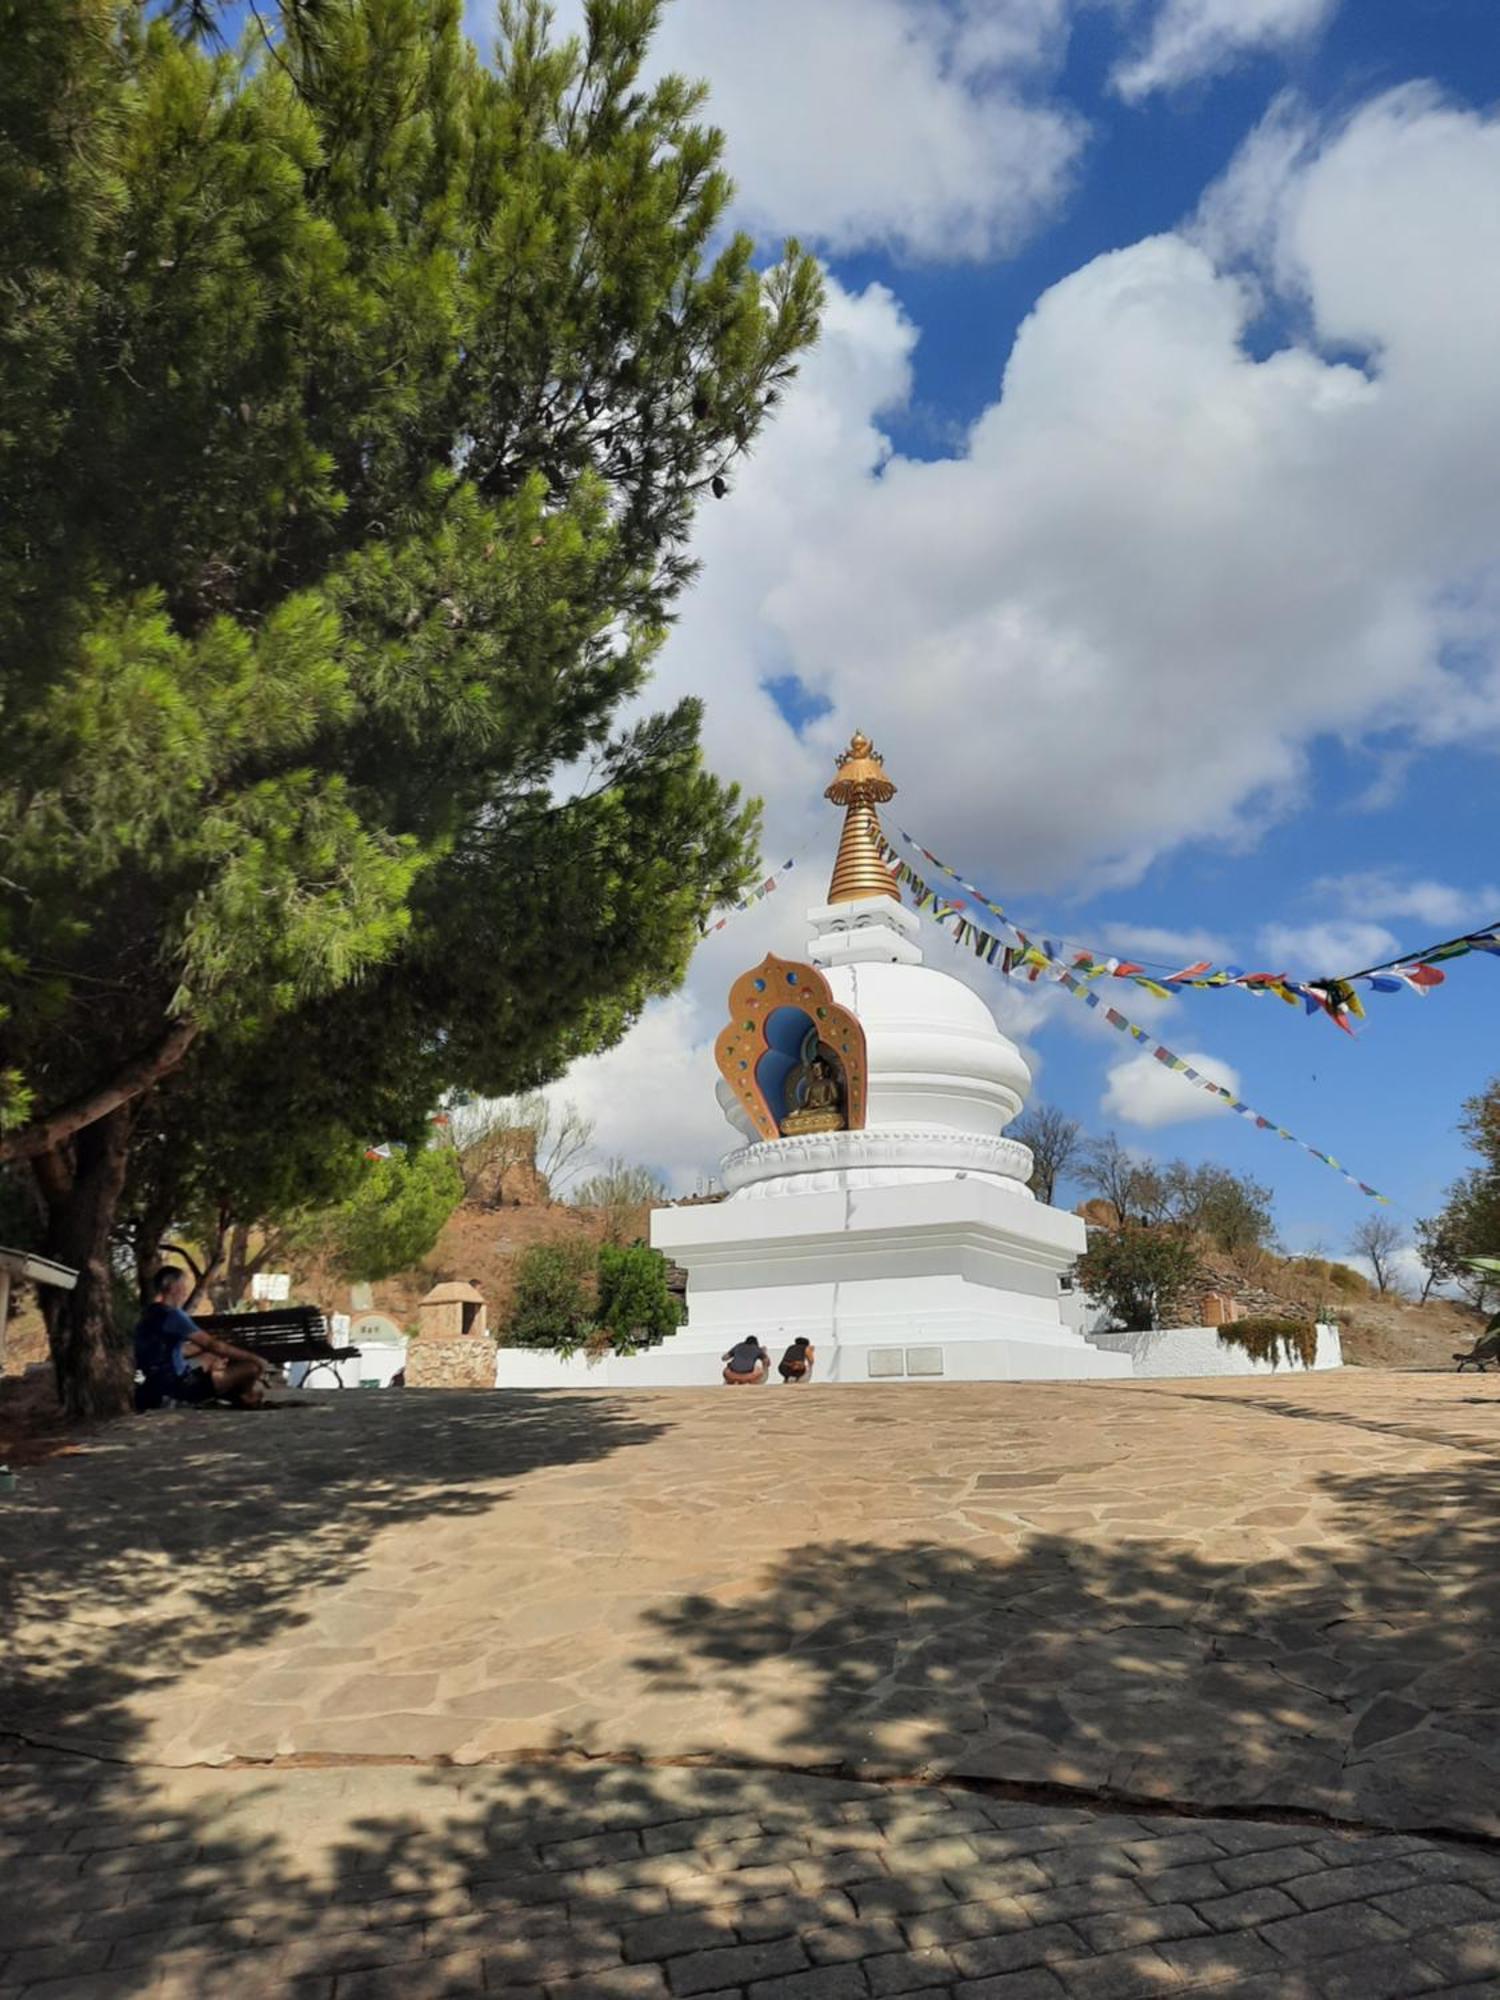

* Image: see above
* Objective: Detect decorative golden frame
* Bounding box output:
[714,955,868,1144]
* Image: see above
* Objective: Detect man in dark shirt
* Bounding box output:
[721,1335,769,1385]
[134,1267,270,1409]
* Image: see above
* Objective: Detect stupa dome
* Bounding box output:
[819,955,1031,1137]
[713,733,1036,1201]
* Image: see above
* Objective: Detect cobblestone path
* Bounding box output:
[5,1749,1500,1999]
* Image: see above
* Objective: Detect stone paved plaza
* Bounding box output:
[4,1372,1500,1996]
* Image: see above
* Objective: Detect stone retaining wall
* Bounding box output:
[405,1334,497,1390]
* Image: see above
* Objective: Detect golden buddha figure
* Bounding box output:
[781,1051,846,1135]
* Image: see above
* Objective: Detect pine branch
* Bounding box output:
[0,1020,200,1166]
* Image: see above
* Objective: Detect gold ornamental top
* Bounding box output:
[824,732,901,904]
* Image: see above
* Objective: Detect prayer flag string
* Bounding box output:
[881,829,1498,1033]
[881,831,1392,1205]
[703,853,803,936]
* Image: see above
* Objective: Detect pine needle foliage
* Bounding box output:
[0,0,822,1412]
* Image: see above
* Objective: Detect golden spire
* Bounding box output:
[824,731,900,904]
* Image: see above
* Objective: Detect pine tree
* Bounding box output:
[1417,1076,1500,1309]
[0,0,821,1414]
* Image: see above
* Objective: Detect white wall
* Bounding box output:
[1088,1322,1342,1377]
[494,1329,1130,1388]
[288,1340,408,1390]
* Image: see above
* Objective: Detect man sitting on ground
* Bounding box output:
[721,1335,770,1385]
[135,1267,271,1410]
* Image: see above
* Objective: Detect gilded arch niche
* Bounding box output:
[713,956,868,1145]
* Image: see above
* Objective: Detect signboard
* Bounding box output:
[252,1271,291,1303]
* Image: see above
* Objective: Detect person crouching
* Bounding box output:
[721,1336,769,1385]
[778,1336,815,1384]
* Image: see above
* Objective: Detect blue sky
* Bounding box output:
[852,1,1500,454]
[509,0,1500,1277]
[819,0,1500,1243]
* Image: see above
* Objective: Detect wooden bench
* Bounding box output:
[192,1307,360,1380]
[1454,1328,1500,1373]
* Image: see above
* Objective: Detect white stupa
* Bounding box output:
[639,733,1130,1384]
[488,732,1343,1390]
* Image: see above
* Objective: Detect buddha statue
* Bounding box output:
[781,1049,846,1136]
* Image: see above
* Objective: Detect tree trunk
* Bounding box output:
[34,1107,136,1421]
[222,1221,254,1310]
[132,1192,179,1309]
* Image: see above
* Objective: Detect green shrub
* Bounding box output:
[1217,1316,1319,1369]
[1075,1226,1202,1331]
[323,1148,465,1282]
[596,1244,683,1354]
[506,1241,597,1353]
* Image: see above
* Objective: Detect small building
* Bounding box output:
[405,1280,494,1389]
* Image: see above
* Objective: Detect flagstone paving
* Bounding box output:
[7,1373,1500,1831]
[4,1371,1500,1995]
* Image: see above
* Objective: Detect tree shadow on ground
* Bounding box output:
[0,1392,666,1757]
[627,1451,1500,1840]
[10,1733,1500,2000]
[6,1406,1500,1994]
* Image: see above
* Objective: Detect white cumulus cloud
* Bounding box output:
[481,0,1084,261]
[1256,919,1400,974]
[544,86,1500,1184]
[1311,870,1500,933]
[1102,1048,1241,1127]
[766,89,1500,891]
[1112,0,1337,102]
[1096,922,1236,965]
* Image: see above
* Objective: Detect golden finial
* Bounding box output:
[824,732,900,904]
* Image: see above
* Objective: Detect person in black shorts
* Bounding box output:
[778,1336,815,1384]
[134,1267,270,1410]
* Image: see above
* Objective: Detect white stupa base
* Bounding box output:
[494,1178,1131,1388]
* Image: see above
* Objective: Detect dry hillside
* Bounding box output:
[286,1199,644,1334]
[1195,1246,1487,1369]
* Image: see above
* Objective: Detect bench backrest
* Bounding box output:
[192,1306,329,1339]
[190,1306,358,1363]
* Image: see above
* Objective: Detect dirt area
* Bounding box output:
[1335,1291,1488,1367]
[1196,1244,1489,1370]
[0,1366,107,1469]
